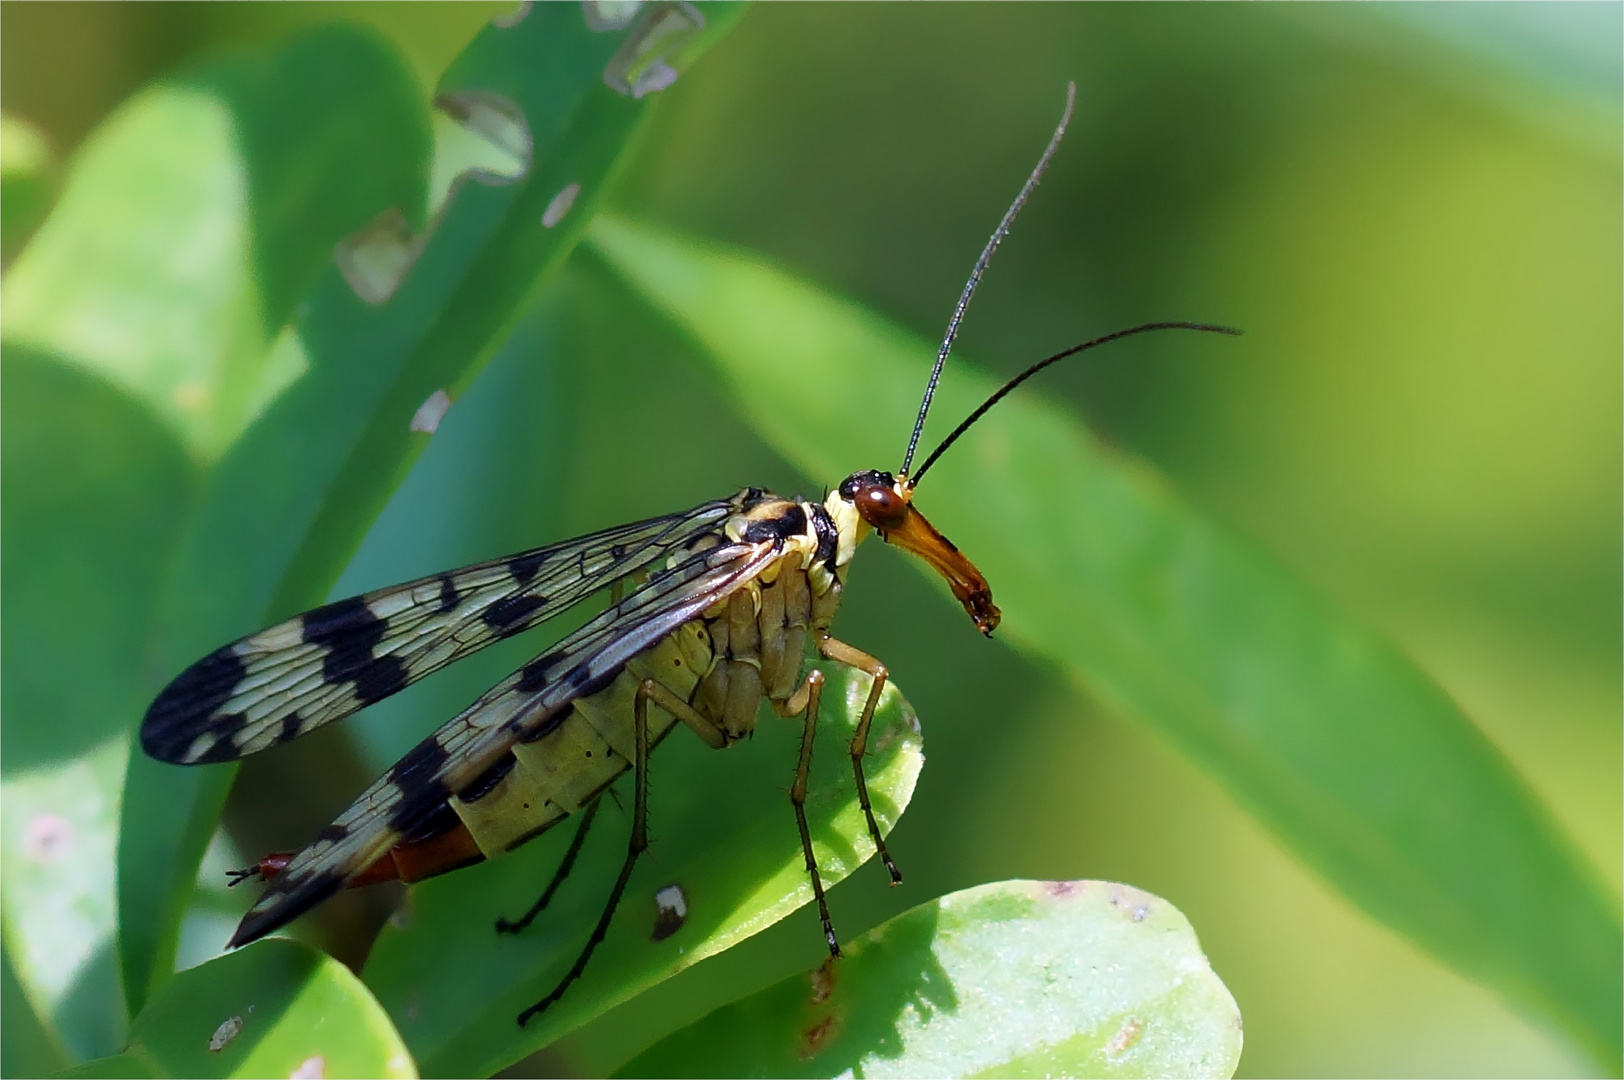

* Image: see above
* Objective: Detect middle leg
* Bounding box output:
[516,677,657,1026]
[816,633,902,885]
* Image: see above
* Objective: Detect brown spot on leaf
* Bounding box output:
[23,814,74,863]
[809,955,837,1004]
[1106,1016,1145,1057]
[799,1014,841,1060]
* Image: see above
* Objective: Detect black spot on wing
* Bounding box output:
[314,822,350,845]
[483,593,547,636]
[388,733,450,788]
[384,735,454,834]
[302,596,384,656]
[516,657,549,694]
[564,663,619,700]
[189,713,249,763]
[401,799,462,844]
[141,646,248,763]
[228,869,346,948]
[304,596,384,680]
[353,654,408,705]
[509,549,548,585]
[302,595,408,707]
[279,712,304,746]
[436,574,460,612]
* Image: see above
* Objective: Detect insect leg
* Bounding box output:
[815,634,903,885]
[495,796,604,935]
[517,678,654,1027]
[788,668,841,957]
[640,679,728,750]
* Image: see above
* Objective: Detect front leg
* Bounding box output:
[815,633,902,885]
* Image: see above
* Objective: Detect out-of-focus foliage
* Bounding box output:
[2,3,1617,1078]
[0,113,56,263]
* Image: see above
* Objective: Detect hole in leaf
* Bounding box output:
[410,389,453,434]
[583,0,643,32]
[435,89,531,182]
[603,2,706,100]
[334,207,419,305]
[492,1,532,28]
[542,181,581,228]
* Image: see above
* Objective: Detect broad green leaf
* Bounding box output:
[588,213,1624,1071]
[0,739,128,1062]
[62,939,414,1079]
[2,347,194,1058]
[98,4,745,1023]
[621,879,1243,1079]
[364,664,923,1079]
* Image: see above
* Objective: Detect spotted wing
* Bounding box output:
[141,497,744,765]
[227,537,783,947]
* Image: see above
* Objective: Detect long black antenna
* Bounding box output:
[899,82,1077,479]
[909,322,1242,486]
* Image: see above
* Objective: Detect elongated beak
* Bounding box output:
[883,505,1001,635]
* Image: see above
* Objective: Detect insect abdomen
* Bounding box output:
[446,623,713,857]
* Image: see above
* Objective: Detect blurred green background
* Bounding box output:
[2,3,1618,1077]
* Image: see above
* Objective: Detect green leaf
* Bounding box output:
[587,213,1624,1071]
[1,343,195,1060]
[0,739,129,1062]
[363,664,923,1078]
[620,879,1243,1079]
[62,939,414,1079]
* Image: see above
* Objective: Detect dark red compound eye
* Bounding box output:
[856,484,909,530]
